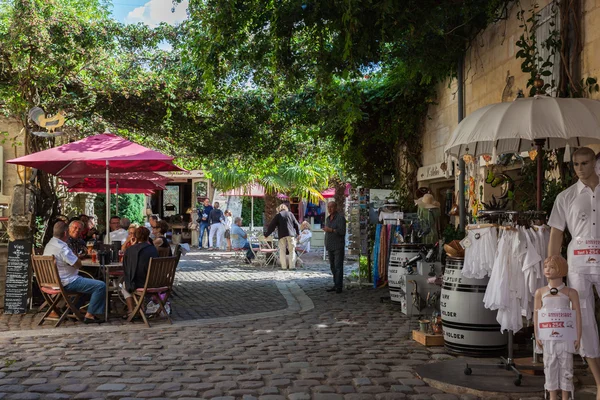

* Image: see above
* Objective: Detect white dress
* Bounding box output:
[536,285,575,395]
[463,226,497,279]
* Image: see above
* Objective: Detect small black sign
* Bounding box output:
[3,240,32,314]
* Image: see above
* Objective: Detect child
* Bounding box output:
[534,255,582,400]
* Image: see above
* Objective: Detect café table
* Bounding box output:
[81,259,123,321]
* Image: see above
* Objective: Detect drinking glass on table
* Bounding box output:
[86,241,94,255]
[118,250,124,263]
[90,250,97,263]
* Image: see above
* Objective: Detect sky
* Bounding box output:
[110,0,189,27]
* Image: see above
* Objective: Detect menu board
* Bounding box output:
[3,240,32,314]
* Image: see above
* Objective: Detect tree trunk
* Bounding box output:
[332,178,346,213]
[263,192,278,230]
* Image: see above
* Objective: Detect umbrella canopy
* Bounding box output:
[7,133,183,175]
[321,183,351,199]
[67,186,154,195]
[8,133,184,243]
[445,95,600,158]
[444,95,600,210]
[64,177,168,192]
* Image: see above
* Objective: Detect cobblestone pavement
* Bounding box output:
[0,249,596,399]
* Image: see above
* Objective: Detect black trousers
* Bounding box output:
[328,248,344,289]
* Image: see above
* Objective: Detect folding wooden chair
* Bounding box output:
[31,255,84,327]
[127,256,178,327]
[157,246,172,258]
[257,235,278,267]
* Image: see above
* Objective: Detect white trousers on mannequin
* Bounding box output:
[543,348,573,394]
[567,272,600,358]
[278,236,297,269]
[209,223,224,248]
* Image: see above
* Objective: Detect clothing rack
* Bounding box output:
[464,209,545,386]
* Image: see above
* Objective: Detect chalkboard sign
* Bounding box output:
[3,240,32,314]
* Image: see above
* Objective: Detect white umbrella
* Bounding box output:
[445,94,600,209]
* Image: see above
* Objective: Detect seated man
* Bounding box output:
[231,217,258,264]
[43,221,106,323]
[109,217,130,244]
[67,220,88,258]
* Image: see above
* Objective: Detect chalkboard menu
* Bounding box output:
[4,240,32,314]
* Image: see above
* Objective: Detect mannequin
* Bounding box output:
[534,255,581,400]
[415,193,440,244]
[548,147,600,399]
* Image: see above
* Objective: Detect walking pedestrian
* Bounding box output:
[208,202,225,250]
[324,202,346,293]
[265,204,300,270]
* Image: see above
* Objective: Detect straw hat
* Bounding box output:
[415,193,439,209]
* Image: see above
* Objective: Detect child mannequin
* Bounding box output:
[534,255,582,400]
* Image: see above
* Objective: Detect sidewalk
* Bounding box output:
[0,249,595,399]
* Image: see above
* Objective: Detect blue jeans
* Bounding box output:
[328,249,345,289]
[199,222,210,248]
[64,277,106,315]
[243,243,259,259]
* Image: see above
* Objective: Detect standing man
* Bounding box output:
[44,221,106,323]
[324,202,346,293]
[548,146,600,397]
[265,204,301,270]
[198,199,212,249]
[208,202,225,250]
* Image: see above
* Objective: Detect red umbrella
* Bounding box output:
[320,183,351,199]
[8,133,184,241]
[7,133,182,175]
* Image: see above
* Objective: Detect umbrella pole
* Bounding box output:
[251,197,254,231]
[535,139,545,211]
[105,161,110,244]
[116,183,119,215]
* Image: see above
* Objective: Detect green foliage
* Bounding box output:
[240,197,264,227]
[515,2,560,96]
[94,194,145,232]
[442,224,465,243]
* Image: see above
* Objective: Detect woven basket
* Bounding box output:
[444,240,464,258]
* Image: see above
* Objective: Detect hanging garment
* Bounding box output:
[463,226,497,279]
[373,224,381,288]
[521,228,543,320]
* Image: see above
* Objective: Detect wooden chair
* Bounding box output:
[173,244,182,262]
[157,246,172,258]
[127,256,178,327]
[31,255,84,327]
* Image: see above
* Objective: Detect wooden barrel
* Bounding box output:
[441,256,507,356]
[388,244,421,304]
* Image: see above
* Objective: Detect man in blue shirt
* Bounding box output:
[198,198,212,249]
[231,217,258,263]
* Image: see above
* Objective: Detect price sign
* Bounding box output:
[537,309,576,341]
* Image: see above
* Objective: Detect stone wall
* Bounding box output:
[421,0,552,170]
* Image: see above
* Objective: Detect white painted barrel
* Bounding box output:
[441,257,507,356]
[388,244,421,304]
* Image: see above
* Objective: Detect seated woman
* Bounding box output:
[121,227,159,318]
[121,223,140,252]
[152,220,172,256]
[297,221,312,252]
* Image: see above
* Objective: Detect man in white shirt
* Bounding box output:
[548,146,600,394]
[44,221,106,323]
[109,217,130,244]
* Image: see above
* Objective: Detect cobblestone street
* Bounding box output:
[0,250,595,399]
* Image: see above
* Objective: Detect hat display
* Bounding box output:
[415,193,440,209]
